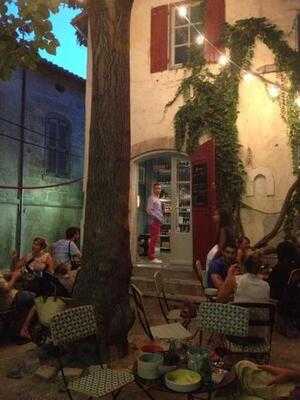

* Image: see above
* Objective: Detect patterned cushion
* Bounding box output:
[150,322,191,340]
[198,303,250,337]
[50,305,97,345]
[224,338,270,353]
[68,366,134,397]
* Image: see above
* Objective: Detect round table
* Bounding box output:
[134,369,236,400]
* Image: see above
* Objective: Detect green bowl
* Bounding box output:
[165,368,202,393]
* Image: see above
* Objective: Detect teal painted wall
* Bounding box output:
[0,64,85,269]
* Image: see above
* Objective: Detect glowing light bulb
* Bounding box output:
[268,84,280,98]
[177,6,188,18]
[295,96,300,107]
[218,54,229,66]
[195,34,204,45]
[243,72,254,82]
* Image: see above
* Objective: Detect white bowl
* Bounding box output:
[165,369,202,393]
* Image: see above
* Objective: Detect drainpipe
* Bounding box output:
[15,68,26,257]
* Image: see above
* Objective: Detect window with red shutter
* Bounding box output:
[150,5,169,73]
[204,0,225,63]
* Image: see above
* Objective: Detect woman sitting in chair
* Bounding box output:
[16,237,54,274]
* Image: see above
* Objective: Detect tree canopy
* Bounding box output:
[0,0,80,79]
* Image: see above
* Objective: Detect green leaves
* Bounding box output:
[0,0,82,79]
[171,10,300,214]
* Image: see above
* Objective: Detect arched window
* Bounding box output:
[45,114,71,177]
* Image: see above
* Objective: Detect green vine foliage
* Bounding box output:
[169,8,300,214]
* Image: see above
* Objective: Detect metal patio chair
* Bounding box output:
[130,283,192,341]
[50,305,134,400]
[198,302,275,363]
[153,271,183,323]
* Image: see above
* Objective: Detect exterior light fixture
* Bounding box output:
[218,54,229,66]
[243,72,255,82]
[195,34,205,45]
[268,84,280,98]
[177,6,188,18]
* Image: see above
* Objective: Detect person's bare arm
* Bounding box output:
[211,274,225,290]
[46,254,55,273]
[260,365,300,385]
[217,275,236,303]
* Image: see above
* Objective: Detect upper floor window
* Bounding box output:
[171,2,202,66]
[45,115,71,177]
[150,1,225,74]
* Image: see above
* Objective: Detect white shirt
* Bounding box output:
[234,273,270,303]
[52,239,81,265]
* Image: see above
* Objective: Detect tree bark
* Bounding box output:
[253,177,300,249]
[73,0,134,358]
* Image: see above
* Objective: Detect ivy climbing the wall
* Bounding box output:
[169,4,300,231]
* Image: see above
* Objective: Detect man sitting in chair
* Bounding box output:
[207,241,238,290]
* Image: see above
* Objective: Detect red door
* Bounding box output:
[190,139,217,267]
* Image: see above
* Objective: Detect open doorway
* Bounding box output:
[136,154,193,267]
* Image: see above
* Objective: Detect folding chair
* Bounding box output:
[50,305,134,400]
[130,283,192,341]
[198,302,274,363]
[153,271,182,323]
[228,302,276,363]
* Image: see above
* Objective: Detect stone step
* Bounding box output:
[131,275,203,298]
[133,264,197,280]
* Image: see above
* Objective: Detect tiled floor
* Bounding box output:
[0,296,299,400]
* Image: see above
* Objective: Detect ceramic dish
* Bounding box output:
[165,368,202,393]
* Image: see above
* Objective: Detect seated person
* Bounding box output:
[55,263,79,295]
[207,241,237,289]
[0,269,35,338]
[268,240,297,301]
[216,360,300,400]
[234,255,270,303]
[52,227,81,269]
[278,269,300,337]
[17,237,54,273]
[236,236,252,271]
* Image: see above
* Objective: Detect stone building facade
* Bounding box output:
[83,0,300,267]
[0,61,85,269]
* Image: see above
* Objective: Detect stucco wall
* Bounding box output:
[130,0,300,244]
[0,66,85,269]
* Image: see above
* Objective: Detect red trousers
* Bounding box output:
[148,220,161,260]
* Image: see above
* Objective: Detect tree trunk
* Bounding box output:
[73,0,134,359]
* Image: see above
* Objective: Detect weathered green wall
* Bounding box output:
[0,65,85,269]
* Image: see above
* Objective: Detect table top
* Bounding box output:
[134,368,236,396]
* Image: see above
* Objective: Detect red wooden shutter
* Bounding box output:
[150,5,169,73]
[190,139,216,266]
[204,0,225,63]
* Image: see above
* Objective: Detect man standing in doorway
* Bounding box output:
[147,183,164,264]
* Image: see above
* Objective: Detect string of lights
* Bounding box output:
[176,5,300,104]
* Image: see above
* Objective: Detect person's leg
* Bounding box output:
[14,291,35,311]
[148,221,160,260]
[20,306,36,339]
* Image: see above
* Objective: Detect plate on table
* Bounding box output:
[165,368,202,393]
